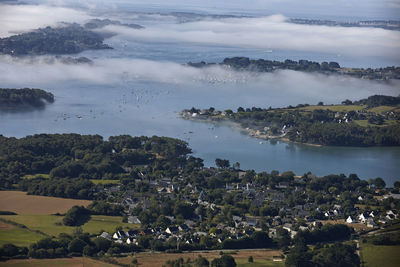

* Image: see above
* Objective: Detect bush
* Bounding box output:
[0,211,17,215]
[63,206,90,226]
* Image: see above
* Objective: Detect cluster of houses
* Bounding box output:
[99,219,216,246]
[346,210,398,228]
[93,167,399,248]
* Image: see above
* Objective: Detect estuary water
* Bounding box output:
[0,6,399,185]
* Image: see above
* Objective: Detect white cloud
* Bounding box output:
[0,55,398,106]
[1,3,398,61]
[99,15,400,60]
[0,4,92,37]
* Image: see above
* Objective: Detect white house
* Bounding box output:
[299,226,308,231]
[358,213,367,223]
[346,216,355,224]
[165,226,179,234]
[126,237,138,245]
[333,209,341,216]
[324,211,334,218]
[113,230,128,240]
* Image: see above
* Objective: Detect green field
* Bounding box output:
[354,119,399,128]
[361,243,400,267]
[378,222,400,233]
[0,226,46,247]
[90,179,120,185]
[0,215,137,238]
[367,105,400,114]
[83,215,138,234]
[299,105,366,112]
[236,258,284,267]
[114,249,283,267]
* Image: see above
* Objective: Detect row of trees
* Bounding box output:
[285,241,360,267]
[353,95,400,107]
[163,255,236,267]
[294,224,353,244]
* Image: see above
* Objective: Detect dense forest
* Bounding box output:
[188,57,400,80]
[0,88,54,109]
[0,134,192,193]
[182,95,400,146]
[0,24,111,55]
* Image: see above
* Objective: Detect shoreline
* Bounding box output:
[179,113,323,147]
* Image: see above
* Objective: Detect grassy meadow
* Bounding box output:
[0,221,45,247]
[299,104,366,112]
[114,249,284,267]
[0,214,137,237]
[360,243,400,267]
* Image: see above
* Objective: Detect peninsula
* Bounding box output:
[180,95,400,147]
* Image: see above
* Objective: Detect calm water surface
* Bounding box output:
[1,9,399,185]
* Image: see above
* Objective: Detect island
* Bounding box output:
[0,24,112,56]
[0,88,54,111]
[84,18,144,30]
[0,133,398,266]
[289,18,400,31]
[180,95,400,146]
[187,57,400,81]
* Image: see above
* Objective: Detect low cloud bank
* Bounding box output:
[0,4,92,37]
[0,55,398,106]
[100,15,400,60]
[1,3,399,61]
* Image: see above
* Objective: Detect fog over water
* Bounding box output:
[0,1,399,184]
